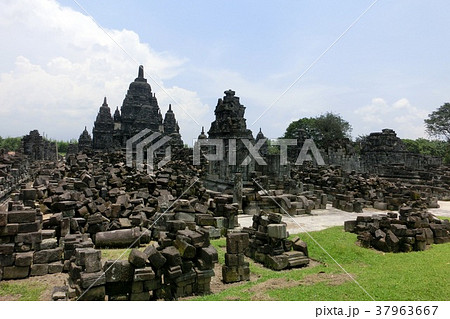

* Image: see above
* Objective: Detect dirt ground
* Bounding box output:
[180,257,324,300]
[0,272,68,301]
[243,272,353,301]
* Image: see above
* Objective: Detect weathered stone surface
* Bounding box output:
[161,246,182,266]
[30,264,49,276]
[77,285,105,301]
[292,236,308,256]
[264,254,289,270]
[0,254,14,267]
[224,253,245,267]
[48,262,64,274]
[267,224,287,239]
[144,245,166,269]
[95,227,146,248]
[7,211,36,223]
[0,243,15,254]
[128,248,147,268]
[104,260,134,282]
[130,291,151,301]
[75,248,102,273]
[37,237,58,250]
[0,212,7,226]
[80,271,106,289]
[0,224,18,236]
[15,251,34,267]
[226,232,249,254]
[284,251,309,268]
[174,238,196,259]
[3,266,30,279]
[17,221,41,233]
[33,247,63,264]
[200,245,218,266]
[134,267,155,281]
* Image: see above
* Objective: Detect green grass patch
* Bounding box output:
[101,248,131,260]
[0,281,46,301]
[192,226,450,301]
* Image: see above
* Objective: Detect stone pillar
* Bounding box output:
[233,173,243,212]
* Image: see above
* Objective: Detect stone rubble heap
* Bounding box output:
[291,165,444,213]
[57,219,218,300]
[0,151,29,204]
[244,186,327,216]
[242,211,309,270]
[157,218,218,299]
[344,207,450,252]
[222,232,250,283]
[0,204,63,280]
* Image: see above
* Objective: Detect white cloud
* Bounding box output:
[0,0,205,143]
[353,97,428,139]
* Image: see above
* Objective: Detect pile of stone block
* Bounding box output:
[244,182,327,216]
[27,151,223,247]
[291,164,446,213]
[151,198,226,241]
[0,207,63,281]
[344,206,450,252]
[211,195,238,229]
[157,219,218,298]
[67,246,105,300]
[0,151,30,203]
[243,211,309,270]
[332,193,364,213]
[222,232,250,283]
[61,233,94,271]
[60,225,218,301]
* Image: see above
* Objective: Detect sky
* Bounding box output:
[1,0,450,145]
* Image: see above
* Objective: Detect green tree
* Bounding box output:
[283,112,352,149]
[424,103,450,141]
[0,136,22,152]
[402,138,450,163]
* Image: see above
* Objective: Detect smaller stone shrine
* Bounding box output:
[77,127,92,153]
[92,97,115,151]
[21,130,57,161]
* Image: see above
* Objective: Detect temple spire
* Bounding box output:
[169,104,172,111]
[103,97,107,106]
[138,65,144,78]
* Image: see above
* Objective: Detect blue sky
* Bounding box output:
[1,0,450,144]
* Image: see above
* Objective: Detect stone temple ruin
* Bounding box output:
[1,65,450,300]
[89,65,183,152]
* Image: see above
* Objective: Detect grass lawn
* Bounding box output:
[193,226,450,301]
[0,281,46,301]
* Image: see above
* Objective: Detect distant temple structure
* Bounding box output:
[21,130,57,161]
[84,65,183,151]
[78,127,92,153]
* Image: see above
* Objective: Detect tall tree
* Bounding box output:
[283,112,352,149]
[424,103,450,141]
